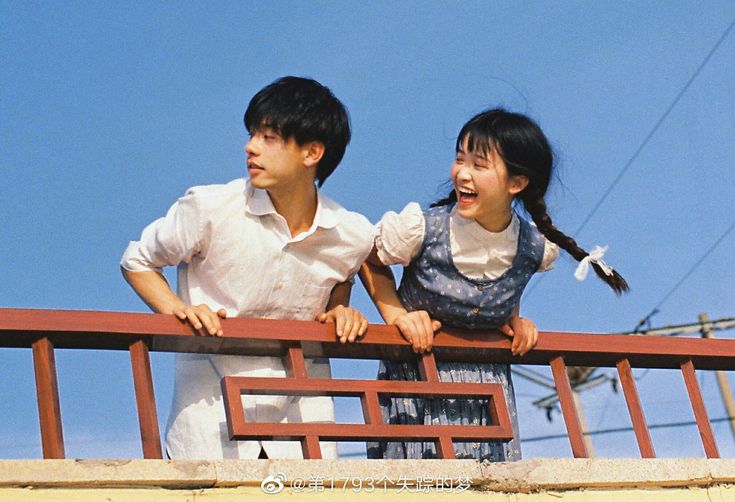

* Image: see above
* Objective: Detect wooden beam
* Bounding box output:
[616,358,655,458]
[681,359,719,458]
[129,339,162,459]
[32,337,64,459]
[550,356,588,458]
[2,309,734,370]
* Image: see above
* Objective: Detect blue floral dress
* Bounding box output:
[367,203,545,461]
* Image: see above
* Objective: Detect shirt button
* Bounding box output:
[476,284,484,291]
[471,307,480,314]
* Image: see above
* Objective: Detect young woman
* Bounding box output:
[363,108,628,461]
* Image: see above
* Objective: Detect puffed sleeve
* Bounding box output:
[120,188,209,272]
[539,239,559,272]
[375,202,425,266]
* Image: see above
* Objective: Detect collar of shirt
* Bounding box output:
[450,206,519,245]
[243,180,339,243]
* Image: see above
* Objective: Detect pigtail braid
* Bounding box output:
[521,187,629,294]
[430,189,457,208]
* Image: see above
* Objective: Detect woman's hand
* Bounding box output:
[498,316,538,356]
[391,310,442,353]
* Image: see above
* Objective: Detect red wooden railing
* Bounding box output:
[221,353,514,459]
[0,308,733,460]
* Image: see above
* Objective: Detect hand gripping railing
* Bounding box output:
[0,308,733,459]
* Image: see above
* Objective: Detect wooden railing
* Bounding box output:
[0,308,733,459]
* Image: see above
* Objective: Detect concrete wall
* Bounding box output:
[1,458,733,501]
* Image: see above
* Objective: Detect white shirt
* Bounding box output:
[375,202,558,278]
[121,178,374,459]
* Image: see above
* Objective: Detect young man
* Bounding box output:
[121,76,374,459]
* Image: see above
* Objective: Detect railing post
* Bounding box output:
[418,352,458,458]
[360,391,382,425]
[681,359,720,458]
[221,376,247,441]
[129,338,162,459]
[436,435,456,459]
[285,345,308,379]
[285,344,322,459]
[32,337,65,459]
[418,352,439,383]
[550,356,589,458]
[301,436,323,460]
[616,358,655,458]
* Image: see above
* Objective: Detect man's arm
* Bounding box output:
[122,267,227,336]
[121,189,227,336]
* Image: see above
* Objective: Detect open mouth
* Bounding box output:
[457,188,478,205]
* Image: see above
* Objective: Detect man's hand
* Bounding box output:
[498,316,538,356]
[391,311,442,353]
[317,305,368,343]
[122,268,227,336]
[174,304,227,336]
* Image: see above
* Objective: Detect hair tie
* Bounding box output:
[574,245,614,281]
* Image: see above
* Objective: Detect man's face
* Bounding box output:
[245,127,308,190]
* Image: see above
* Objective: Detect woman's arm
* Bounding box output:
[358,247,407,324]
[359,247,440,353]
[499,304,538,356]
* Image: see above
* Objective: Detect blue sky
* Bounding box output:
[1,1,734,459]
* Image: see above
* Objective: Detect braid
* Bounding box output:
[521,187,629,295]
[430,190,457,208]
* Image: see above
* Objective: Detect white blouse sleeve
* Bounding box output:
[375,202,425,266]
[539,239,560,272]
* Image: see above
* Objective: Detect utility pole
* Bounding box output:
[572,390,595,456]
[699,312,735,443]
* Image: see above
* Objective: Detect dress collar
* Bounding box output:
[450,205,518,243]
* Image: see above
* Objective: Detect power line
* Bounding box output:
[525,18,735,298]
[522,416,734,443]
[524,315,734,414]
[338,416,735,454]
[631,222,734,350]
[572,19,735,238]
[626,315,735,337]
[644,222,735,317]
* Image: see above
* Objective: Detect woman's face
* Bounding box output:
[450,136,527,231]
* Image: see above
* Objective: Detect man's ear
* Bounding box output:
[509,175,529,195]
[303,141,325,168]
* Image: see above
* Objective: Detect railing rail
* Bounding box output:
[1,308,733,460]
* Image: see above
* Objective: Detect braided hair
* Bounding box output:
[432,108,628,294]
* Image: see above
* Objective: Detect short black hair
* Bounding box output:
[244,76,351,186]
